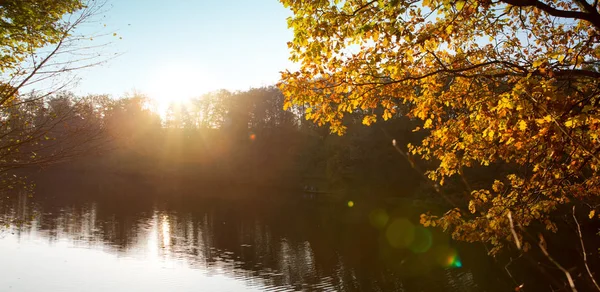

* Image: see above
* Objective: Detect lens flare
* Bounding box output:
[368,208,389,230]
[385,218,415,248]
[432,245,462,268]
[451,256,463,268]
[409,226,433,253]
[347,201,354,207]
[445,250,463,268]
[249,133,256,141]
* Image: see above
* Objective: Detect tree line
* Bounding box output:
[15,87,428,202]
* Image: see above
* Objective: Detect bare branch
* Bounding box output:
[507,211,522,250]
[572,206,600,291]
[537,233,578,292]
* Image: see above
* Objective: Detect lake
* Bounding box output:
[0,190,510,292]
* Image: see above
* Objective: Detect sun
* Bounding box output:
[145,62,208,117]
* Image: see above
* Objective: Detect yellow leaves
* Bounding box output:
[497,96,514,110]
[463,133,474,144]
[382,109,393,121]
[424,118,433,128]
[382,37,390,48]
[420,214,438,227]
[564,119,574,128]
[281,0,600,255]
[505,136,515,145]
[544,220,557,232]
[445,24,454,35]
[422,38,439,52]
[492,180,504,193]
[362,114,377,126]
[483,128,495,140]
[535,115,552,125]
[547,52,567,63]
[431,129,445,140]
[468,200,477,214]
[589,210,596,219]
[420,213,429,225]
[518,120,527,131]
[564,115,592,128]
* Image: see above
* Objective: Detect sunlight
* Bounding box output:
[147,212,159,258]
[145,61,209,117]
[161,214,171,248]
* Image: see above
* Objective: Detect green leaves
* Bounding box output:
[0,0,85,73]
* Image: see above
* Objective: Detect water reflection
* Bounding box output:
[0,194,499,291]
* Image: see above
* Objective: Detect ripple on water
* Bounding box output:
[0,195,494,292]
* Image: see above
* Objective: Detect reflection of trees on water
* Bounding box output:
[1,195,485,291]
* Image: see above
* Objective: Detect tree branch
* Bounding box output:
[500,0,600,29]
[537,233,578,292]
[572,206,600,291]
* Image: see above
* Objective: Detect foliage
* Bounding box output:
[0,0,106,106]
[0,0,84,73]
[0,0,111,191]
[278,0,600,253]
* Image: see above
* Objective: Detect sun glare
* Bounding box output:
[145,62,209,117]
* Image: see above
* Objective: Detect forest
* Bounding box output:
[4,87,428,201]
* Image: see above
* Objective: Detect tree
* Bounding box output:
[279,0,600,257]
[0,0,109,105]
[0,0,111,189]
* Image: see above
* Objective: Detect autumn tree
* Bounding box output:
[279,0,600,259]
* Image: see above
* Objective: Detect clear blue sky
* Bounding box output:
[73,0,294,100]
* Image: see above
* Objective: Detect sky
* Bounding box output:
[69,0,295,102]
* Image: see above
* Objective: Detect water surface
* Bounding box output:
[0,193,506,291]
